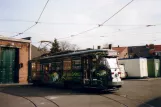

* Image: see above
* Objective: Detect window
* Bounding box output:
[72,59,81,71]
[40,64,43,71]
[43,64,49,73]
[63,59,71,71]
[106,58,119,69]
[49,63,52,71]
[56,62,62,71]
[51,62,56,71]
[36,63,40,72]
[32,63,36,71]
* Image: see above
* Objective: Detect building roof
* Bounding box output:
[0,37,31,43]
[112,47,127,53]
[31,45,48,59]
[154,45,161,52]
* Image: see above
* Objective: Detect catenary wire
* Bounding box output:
[36,0,50,22]
[68,0,135,38]
[11,0,50,37]
[100,0,134,25]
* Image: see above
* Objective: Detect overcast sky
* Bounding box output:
[0,0,161,49]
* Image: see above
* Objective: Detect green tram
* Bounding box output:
[28,49,123,90]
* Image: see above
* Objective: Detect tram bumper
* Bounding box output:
[108,81,123,88]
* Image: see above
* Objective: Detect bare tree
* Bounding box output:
[70,44,80,51]
[59,41,71,51]
[59,41,80,51]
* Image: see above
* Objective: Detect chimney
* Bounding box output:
[109,44,112,49]
[97,46,101,49]
[22,37,31,40]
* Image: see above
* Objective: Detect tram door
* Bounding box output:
[82,56,92,85]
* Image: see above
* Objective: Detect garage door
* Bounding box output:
[0,48,16,83]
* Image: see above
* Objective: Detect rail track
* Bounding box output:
[99,93,154,107]
[0,90,59,107]
[100,95,129,107]
[112,93,154,107]
[0,87,154,107]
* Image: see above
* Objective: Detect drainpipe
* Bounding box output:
[29,42,31,60]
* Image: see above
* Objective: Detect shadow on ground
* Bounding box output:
[139,97,161,107]
[0,85,110,98]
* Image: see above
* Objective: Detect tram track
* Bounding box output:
[112,93,154,107]
[21,96,60,107]
[43,97,60,107]
[100,94,129,107]
[0,90,60,107]
[99,92,154,107]
[20,96,60,107]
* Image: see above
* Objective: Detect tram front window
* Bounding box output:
[92,57,119,77]
[105,58,119,69]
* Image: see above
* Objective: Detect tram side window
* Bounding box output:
[32,63,36,71]
[56,62,62,72]
[43,64,49,73]
[51,62,56,71]
[92,58,97,69]
[72,59,81,72]
[63,60,71,72]
[40,64,43,71]
[49,63,52,73]
[91,58,97,77]
[36,63,40,72]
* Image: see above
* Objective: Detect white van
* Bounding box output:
[119,64,127,79]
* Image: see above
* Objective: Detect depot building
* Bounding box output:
[0,37,31,84]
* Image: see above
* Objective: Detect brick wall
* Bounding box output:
[19,43,29,83]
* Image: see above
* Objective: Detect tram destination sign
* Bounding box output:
[107,51,118,56]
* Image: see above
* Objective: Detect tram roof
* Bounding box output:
[33,49,116,60]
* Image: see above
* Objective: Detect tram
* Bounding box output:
[28,49,123,90]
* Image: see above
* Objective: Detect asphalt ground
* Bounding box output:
[0,79,161,107]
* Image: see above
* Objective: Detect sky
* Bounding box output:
[0,0,161,49]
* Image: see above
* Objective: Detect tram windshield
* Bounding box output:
[100,57,119,69]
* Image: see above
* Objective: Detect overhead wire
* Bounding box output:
[100,0,134,25]
[1,23,160,38]
[36,0,50,23]
[2,18,157,27]
[56,24,161,40]
[11,0,50,37]
[66,0,134,38]
[71,26,99,37]
[0,19,34,23]
[100,24,160,37]
[12,24,37,37]
[5,0,159,43]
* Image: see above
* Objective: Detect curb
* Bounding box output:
[123,78,161,81]
[0,83,33,87]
